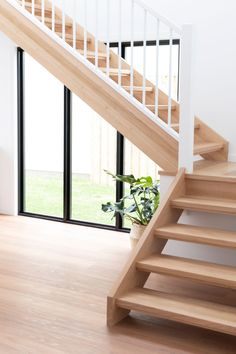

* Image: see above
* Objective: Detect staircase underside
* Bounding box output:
[0,1,229,171]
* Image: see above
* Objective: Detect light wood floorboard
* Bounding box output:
[0,216,236,353]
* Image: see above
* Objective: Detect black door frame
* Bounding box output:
[17,39,179,231]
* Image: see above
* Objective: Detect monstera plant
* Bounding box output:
[102,171,160,248]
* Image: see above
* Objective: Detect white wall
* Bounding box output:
[0,32,17,215]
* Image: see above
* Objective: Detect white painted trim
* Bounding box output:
[178,24,194,172]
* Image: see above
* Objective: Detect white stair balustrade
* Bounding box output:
[10,0,195,171]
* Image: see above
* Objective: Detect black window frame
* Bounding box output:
[17,39,179,232]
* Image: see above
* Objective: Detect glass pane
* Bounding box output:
[71,95,116,225]
[24,53,64,217]
[125,44,179,101]
[123,138,160,229]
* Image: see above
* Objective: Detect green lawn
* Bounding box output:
[25,171,116,225]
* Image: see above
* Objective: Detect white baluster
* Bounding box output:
[22,0,25,9]
[84,0,88,59]
[95,0,99,68]
[106,0,110,76]
[118,0,122,86]
[32,0,35,15]
[168,28,173,127]
[41,0,45,24]
[52,0,55,33]
[155,19,160,116]
[130,0,134,95]
[73,0,77,50]
[142,9,147,105]
[62,0,66,41]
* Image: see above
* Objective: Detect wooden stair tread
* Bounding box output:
[20,1,50,11]
[116,288,236,335]
[100,68,131,76]
[155,223,236,248]
[55,32,91,43]
[137,254,236,289]
[36,16,72,26]
[172,122,200,132]
[171,195,236,214]
[78,50,108,60]
[194,142,224,155]
[123,86,153,92]
[147,104,177,112]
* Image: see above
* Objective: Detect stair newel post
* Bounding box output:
[178,24,194,173]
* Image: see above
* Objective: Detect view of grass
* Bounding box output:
[25,170,115,225]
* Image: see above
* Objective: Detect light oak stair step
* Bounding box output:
[100,68,131,76]
[20,1,52,14]
[194,142,224,155]
[78,50,108,60]
[36,16,73,27]
[137,254,236,289]
[116,288,236,336]
[171,122,200,132]
[171,196,236,214]
[155,223,236,248]
[147,104,177,112]
[123,86,153,93]
[55,32,91,43]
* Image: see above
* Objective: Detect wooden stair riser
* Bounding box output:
[186,176,236,200]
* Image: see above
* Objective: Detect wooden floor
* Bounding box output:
[0,216,236,353]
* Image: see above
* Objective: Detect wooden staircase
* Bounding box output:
[107,169,236,336]
[0,0,229,171]
[0,0,235,337]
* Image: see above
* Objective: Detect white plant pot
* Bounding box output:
[130,223,147,249]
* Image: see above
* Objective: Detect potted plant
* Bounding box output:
[101,171,160,248]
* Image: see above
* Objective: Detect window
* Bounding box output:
[18,39,179,230]
[23,52,64,218]
[71,95,116,226]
